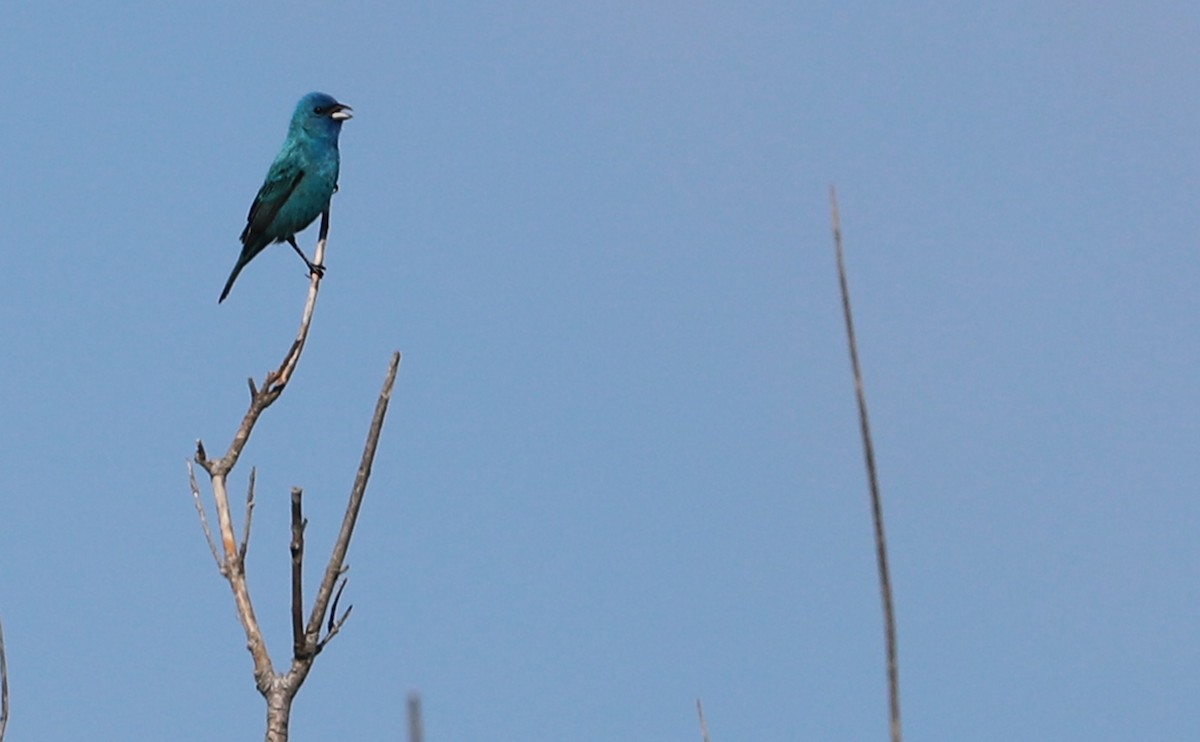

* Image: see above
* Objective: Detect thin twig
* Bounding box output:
[274,210,329,389]
[696,698,711,742]
[316,577,352,653]
[304,352,402,644]
[239,468,257,564]
[290,488,306,658]
[829,185,901,742]
[188,461,222,570]
[327,578,348,634]
[316,604,353,654]
[0,612,8,742]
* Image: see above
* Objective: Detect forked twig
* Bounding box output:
[830,186,902,742]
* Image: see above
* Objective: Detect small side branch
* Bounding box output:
[290,488,306,658]
[189,461,222,571]
[829,186,902,742]
[696,699,710,742]
[304,352,403,648]
[239,468,257,563]
[316,587,352,655]
[273,210,330,390]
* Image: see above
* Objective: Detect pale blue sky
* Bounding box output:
[1,2,1197,740]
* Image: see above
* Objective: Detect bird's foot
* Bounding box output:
[307,261,326,279]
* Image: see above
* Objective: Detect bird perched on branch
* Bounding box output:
[219,91,353,303]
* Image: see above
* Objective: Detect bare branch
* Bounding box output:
[328,577,348,634]
[829,186,902,742]
[696,698,710,742]
[188,208,400,740]
[272,210,329,390]
[305,351,402,643]
[314,576,353,653]
[189,216,335,708]
[290,488,306,658]
[0,613,8,742]
[188,461,222,570]
[238,468,257,564]
[316,603,353,654]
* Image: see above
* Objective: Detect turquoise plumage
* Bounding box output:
[220,92,352,303]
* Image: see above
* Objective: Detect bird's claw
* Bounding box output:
[308,263,326,279]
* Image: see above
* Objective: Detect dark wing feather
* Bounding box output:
[240,164,306,246]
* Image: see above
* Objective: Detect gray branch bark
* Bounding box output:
[189,213,402,740]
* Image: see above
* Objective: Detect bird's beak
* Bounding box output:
[331,103,353,121]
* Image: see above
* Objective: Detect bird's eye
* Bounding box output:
[313,106,326,115]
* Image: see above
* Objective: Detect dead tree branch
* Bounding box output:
[266,352,401,736]
[289,487,306,658]
[191,211,331,692]
[304,350,400,651]
[188,210,403,741]
[829,186,902,742]
[239,468,257,564]
[189,461,222,570]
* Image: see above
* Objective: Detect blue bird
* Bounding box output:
[219,92,352,303]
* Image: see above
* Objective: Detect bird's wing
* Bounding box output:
[240,162,306,245]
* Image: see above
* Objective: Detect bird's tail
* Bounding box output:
[218,256,249,303]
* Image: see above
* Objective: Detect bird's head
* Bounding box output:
[291,91,353,141]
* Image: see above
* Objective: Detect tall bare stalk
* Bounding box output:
[829,187,901,742]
